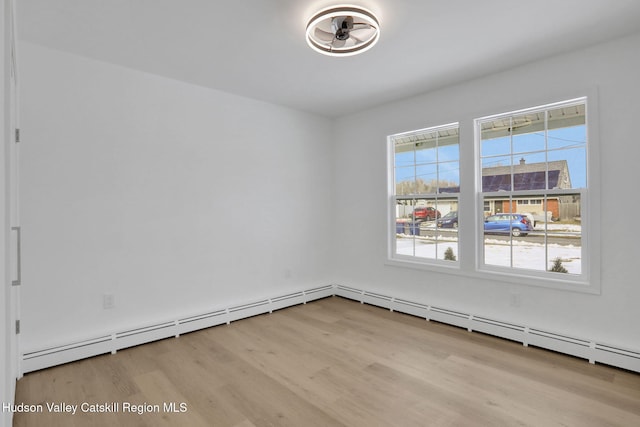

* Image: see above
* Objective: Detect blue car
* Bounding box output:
[484,214,533,237]
[437,211,458,228]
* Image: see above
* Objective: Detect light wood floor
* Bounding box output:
[13,296,640,426]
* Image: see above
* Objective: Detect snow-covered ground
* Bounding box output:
[395,222,581,274]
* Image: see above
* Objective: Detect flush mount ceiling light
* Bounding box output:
[306,5,380,57]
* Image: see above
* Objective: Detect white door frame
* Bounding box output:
[2,1,21,426]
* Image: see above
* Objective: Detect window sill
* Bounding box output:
[385,257,600,295]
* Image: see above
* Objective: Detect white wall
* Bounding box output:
[332,32,640,351]
[19,42,334,351]
[17,30,640,362]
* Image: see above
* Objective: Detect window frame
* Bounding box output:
[386,93,600,294]
[387,123,461,268]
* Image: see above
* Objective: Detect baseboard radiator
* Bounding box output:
[21,283,640,375]
[20,285,334,374]
[334,285,640,373]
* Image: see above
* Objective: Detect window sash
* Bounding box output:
[476,97,588,281]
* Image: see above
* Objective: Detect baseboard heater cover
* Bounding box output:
[333,285,640,373]
[20,284,335,375]
[114,322,178,352]
[470,316,526,343]
[361,291,393,309]
[22,335,112,363]
[392,298,430,318]
[593,344,640,372]
[335,284,363,297]
[21,284,639,374]
[177,308,229,335]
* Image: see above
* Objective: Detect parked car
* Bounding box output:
[484,214,533,237]
[413,206,441,221]
[437,211,458,228]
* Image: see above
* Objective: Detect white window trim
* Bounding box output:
[386,90,601,295]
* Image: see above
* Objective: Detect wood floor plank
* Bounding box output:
[13,296,640,426]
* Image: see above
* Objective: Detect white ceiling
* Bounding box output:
[16,0,640,117]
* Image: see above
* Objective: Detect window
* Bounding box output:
[387,96,597,291]
[389,123,460,263]
[477,98,587,278]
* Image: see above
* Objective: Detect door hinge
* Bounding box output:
[15,320,21,335]
[15,128,20,143]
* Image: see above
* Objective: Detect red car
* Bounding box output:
[413,206,441,221]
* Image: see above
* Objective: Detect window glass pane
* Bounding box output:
[438,142,459,162]
[548,147,586,189]
[395,166,415,195]
[511,213,545,271]
[415,142,438,165]
[409,199,439,221]
[415,164,438,194]
[414,200,439,260]
[435,198,459,262]
[483,231,511,267]
[481,134,510,157]
[482,155,512,192]
[395,199,416,257]
[395,149,414,169]
[513,153,548,191]
[395,199,414,220]
[512,115,546,154]
[438,161,460,191]
[548,125,586,150]
[548,104,585,134]
[484,196,505,215]
[483,197,533,269]
[546,194,582,275]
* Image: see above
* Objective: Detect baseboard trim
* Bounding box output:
[334,284,640,373]
[20,284,334,375]
[20,283,640,375]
